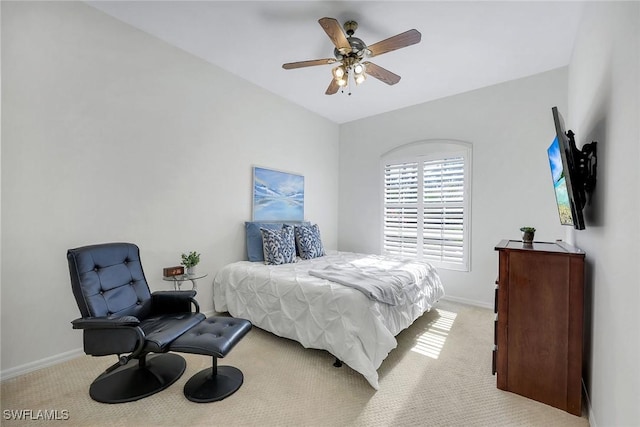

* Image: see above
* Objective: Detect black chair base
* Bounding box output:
[90,353,186,403]
[183,365,244,403]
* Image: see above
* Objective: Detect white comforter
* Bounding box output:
[213,251,445,389]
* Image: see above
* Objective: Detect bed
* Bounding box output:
[213,244,445,389]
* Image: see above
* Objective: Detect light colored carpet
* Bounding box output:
[1,300,589,426]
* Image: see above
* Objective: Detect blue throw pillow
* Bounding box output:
[294,224,325,260]
[260,225,296,265]
[245,221,310,262]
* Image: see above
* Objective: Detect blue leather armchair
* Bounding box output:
[68,242,205,403]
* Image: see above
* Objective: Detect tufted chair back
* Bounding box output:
[68,242,152,320]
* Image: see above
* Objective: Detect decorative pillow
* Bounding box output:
[260,225,296,265]
[245,221,310,262]
[295,224,325,260]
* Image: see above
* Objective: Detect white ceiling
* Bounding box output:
[88,1,585,124]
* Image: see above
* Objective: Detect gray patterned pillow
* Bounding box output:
[294,224,325,260]
[260,225,296,265]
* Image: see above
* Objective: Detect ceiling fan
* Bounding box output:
[282,17,421,95]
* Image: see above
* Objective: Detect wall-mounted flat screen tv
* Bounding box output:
[547,107,586,230]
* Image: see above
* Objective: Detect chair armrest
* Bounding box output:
[152,290,197,301]
[151,290,199,314]
[71,316,140,330]
[71,316,145,357]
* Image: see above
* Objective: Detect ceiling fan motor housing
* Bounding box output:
[334,37,367,60]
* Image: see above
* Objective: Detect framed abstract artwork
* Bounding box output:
[252,167,304,221]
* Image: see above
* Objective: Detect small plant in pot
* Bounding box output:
[520,227,536,244]
[181,251,200,275]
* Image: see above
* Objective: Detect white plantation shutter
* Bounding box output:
[423,157,465,265]
[383,148,470,271]
[383,162,419,256]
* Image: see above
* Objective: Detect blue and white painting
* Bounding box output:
[253,167,304,221]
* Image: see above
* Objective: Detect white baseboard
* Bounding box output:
[1,309,218,383]
[1,348,84,382]
[583,379,596,427]
[442,295,493,310]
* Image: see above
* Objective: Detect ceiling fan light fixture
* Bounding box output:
[332,65,346,79]
[354,72,366,85]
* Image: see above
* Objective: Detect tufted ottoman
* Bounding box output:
[170,316,252,402]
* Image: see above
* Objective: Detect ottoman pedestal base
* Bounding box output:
[183,357,244,403]
[170,316,252,403]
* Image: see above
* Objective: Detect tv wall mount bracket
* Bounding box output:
[566,130,597,206]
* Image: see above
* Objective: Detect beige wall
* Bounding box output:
[567,2,640,425]
[338,68,570,306]
[1,1,339,376]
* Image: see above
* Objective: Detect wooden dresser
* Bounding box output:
[493,240,585,416]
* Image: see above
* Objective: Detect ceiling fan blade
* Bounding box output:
[282,58,337,70]
[363,62,401,85]
[367,29,421,57]
[318,17,351,54]
[325,79,340,95]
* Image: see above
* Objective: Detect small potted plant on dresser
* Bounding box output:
[181,251,200,275]
[520,227,536,244]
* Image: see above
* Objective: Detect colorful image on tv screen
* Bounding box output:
[548,137,574,225]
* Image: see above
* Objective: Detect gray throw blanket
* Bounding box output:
[308,263,414,305]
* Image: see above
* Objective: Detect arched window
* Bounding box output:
[381,140,472,271]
